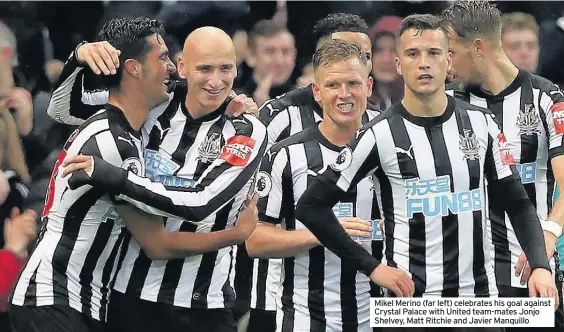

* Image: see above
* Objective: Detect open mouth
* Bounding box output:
[337,103,354,113]
[418,74,433,81]
[203,88,223,95]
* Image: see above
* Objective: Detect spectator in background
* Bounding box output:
[0,207,36,332]
[368,16,404,110]
[0,100,34,332]
[236,19,296,106]
[0,108,31,242]
[501,12,540,73]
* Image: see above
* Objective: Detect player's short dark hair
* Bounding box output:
[96,17,165,89]
[312,39,367,71]
[441,0,502,42]
[397,14,446,40]
[248,19,290,50]
[312,13,369,46]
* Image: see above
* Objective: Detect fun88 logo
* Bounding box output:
[515,162,536,184]
[405,175,483,218]
[144,149,196,189]
[144,149,180,179]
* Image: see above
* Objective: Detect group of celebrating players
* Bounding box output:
[5,1,564,332]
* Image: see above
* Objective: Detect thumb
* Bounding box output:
[246,192,259,207]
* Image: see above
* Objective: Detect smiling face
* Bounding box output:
[179,28,237,112]
[312,57,372,128]
[136,34,176,108]
[395,28,451,97]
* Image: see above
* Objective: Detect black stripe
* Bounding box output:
[375,152,395,270]
[518,78,538,206]
[280,146,296,330]
[362,112,369,125]
[171,119,198,167]
[155,221,198,304]
[486,99,512,287]
[51,189,104,307]
[191,201,234,308]
[300,105,319,131]
[125,247,152,297]
[108,231,131,291]
[257,144,287,218]
[79,216,117,317]
[23,268,38,306]
[254,258,269,310]
[389,115,425,295]
[455,109,488,296]
[99,229,125,321]
[146,101,179,151]
[303,139,326,330]
[425,123,459,297]
[340,258,359,332]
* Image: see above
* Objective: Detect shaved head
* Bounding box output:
[179,26,238,115]
[183,26,236,63]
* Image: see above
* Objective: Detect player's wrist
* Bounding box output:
[73,41,89,66]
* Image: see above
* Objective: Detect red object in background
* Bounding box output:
[0,250,25,311]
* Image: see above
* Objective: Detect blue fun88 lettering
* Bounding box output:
[405,176,483,218]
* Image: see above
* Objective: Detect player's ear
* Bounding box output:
[312,82,322,104]
[395,56,402,76]
[177,56,186,79]
[124,59,141,79]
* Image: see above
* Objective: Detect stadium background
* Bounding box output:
[1,0,564,330]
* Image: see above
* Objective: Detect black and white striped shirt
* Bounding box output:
[446,70,564,288]
[257,124,377,332]
[45,50,269,309]
[112,103,267,309]
[295,95,550,297]
[11,106,144,321]
[231,86,382,312]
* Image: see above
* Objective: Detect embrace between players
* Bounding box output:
[7,1,564,332]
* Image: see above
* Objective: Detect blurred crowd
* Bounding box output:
[1,0,564,329]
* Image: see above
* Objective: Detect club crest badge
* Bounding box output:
[517,103,541,135]
[197,133,221,163]
[121,157,144,176]
[254,171,272,198]
[459,129,480,161]
[330,147,353,171]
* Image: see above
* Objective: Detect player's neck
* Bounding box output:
[319,117,362,147]
[402,88,448,118]
[479,50,519,96]
[108,88,149,131]
[184,96,216,120]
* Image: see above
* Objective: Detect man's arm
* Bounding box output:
[484,113,551,272]
[116,196,258,260]
[539,83,564,238]
[294,127,381,276]
[47,42,115,125]
[245,145,373,259]
[66,117,268,222]
[244,145,320,258]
